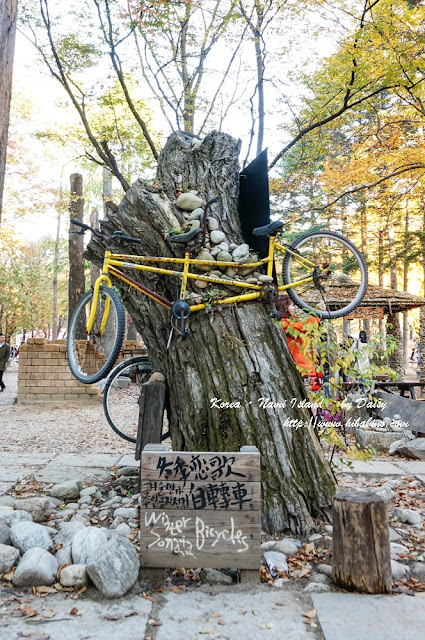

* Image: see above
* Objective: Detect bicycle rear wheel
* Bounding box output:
[282,230,368,319]
[67,286,125,384]
[103,356,162,443]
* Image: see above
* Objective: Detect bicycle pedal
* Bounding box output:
[181,328,190,341]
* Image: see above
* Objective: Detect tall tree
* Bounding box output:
[0,0,18,224]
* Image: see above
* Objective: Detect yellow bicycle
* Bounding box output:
[67,197,367,384]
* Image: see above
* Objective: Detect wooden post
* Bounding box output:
[0,0,18,224]
[332,489,392,593]
[135,380,167,460]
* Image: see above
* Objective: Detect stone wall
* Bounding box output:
[17,338,101,404]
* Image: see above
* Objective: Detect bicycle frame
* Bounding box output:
[87,234,318,334]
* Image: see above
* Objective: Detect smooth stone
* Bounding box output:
[115,523,131,536]
[0,520,11,545]
[175,192,203,211]
[194,279,209,289]
[391,440,425,460]
[375,484,397,500]
[258,274,274,283]
[391,560,410,580]
[0,543,20,573]
[391,542,408,558]
[210,247,220,256]
[12,498,52,523]
[217,242,229,252]
[273,578,289,588]
[274,539,299,556]
[210,230,226,244]
[245,277,258,284]
[309,533,322,542]
[59,563,88,588]
[12,548,57,587]
[65,503,79,510]
[0,497,15,507]
[54,520,87,567]
[189,208,203,220]
[87,536,139,598]
[316,563,333,577]
[411,561,425,581]
[189,220,201,230]
[50,480,83,500]
[78,496,92,506]
[264,551,288,572]
[393,507,423,525]
[196,249,215,272]
[79,486,98,496]
[304,582,331,593]
[113,507,138,520]
[1,510,33,527]
[0,506,14,516]
[101,496,123,508]
[207,216,219,230]
[216,250,232,265]
[200,568,233,585]
[389,528,402,541]
[72,527,108,564]
[47,497,62,508]
[324,525,333,534]
[232,244,250,263]
[309,573,331,585]
[225,267,237,278]
[10,521,53,553]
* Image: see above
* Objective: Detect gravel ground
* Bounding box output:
[0,362,134,455]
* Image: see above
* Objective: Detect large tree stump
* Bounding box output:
[332,490,392,593]
[86,130,336,536]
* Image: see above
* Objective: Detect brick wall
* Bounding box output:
[17,338,102,404]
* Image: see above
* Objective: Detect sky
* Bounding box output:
[5,0,342,241]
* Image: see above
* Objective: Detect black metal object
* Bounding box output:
[239,149,270,259]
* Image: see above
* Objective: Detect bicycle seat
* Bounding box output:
[252,221,284,236]
[170,228,203,243]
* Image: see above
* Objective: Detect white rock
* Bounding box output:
[1,510,33,527]
[79,486,98,497]
[389,439,404,455]
[50,480,82,500]
[263,551,288,572]
[12,548,57,587]
[274,539,299,555]
[316,563,333,577]
[216,250,232,264]
[258,275,274,283]
[189,208,203,220]
[60,564,88,588]
[375,483,396,500]
[115,523,131,536]
[232,244,250,263]
[196,249,215,272]
[113,507,138,520]
[210,230,226,245]
[72,527,108,564]
[87,536,139,598]
[11,499,51,523]
[207,217,219,231]
[210,247,221,256]
[0,506,14,517]
[0,543,20,573]
[304,582,331,593]
[189,220,201,230]
[390,542,408,558]
[10,521,53,553]
[393,414,401,420]
[391,559,410,580]
[273,578,289,588]
[175,192,203,211]
[194,279,208,289]
[393,507,423,526]
[229,243,237,251]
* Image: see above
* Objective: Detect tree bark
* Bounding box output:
[86,131,336,535]
[332,490,391,594]
[0,0,18,225]
[388,312,403,375]
[68,173,85,325]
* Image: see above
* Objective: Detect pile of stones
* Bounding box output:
[0,472,141,598]
[174,192,272,296]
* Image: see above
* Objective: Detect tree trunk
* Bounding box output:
[52,210,61,340]
[86,131,336,535]
[90,208,100,288]
[68,173,85,326]
[388,313,403,375]
[0,0,18,225]
[332,490,391,594]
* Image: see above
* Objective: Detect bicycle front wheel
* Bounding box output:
[67,286,125,384]
[282,230,368,318]
[103,356,154,442]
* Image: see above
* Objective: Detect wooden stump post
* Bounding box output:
[135,380,167,461]
[332,489,392,593]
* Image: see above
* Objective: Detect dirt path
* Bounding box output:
[0,362,134,456]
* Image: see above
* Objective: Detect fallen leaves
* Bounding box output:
[303,609,316,619]
[148,618,161,626]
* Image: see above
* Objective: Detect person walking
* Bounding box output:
[0,333,11,392]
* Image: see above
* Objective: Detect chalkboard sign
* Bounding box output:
[140,445,261,569]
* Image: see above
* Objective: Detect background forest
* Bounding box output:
[1,0,425,376]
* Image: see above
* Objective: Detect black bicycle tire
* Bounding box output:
[282,230,368,319]
[67,286,125,384]
[103,355,154,443]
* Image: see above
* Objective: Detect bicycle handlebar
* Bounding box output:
[69,218,142,246]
